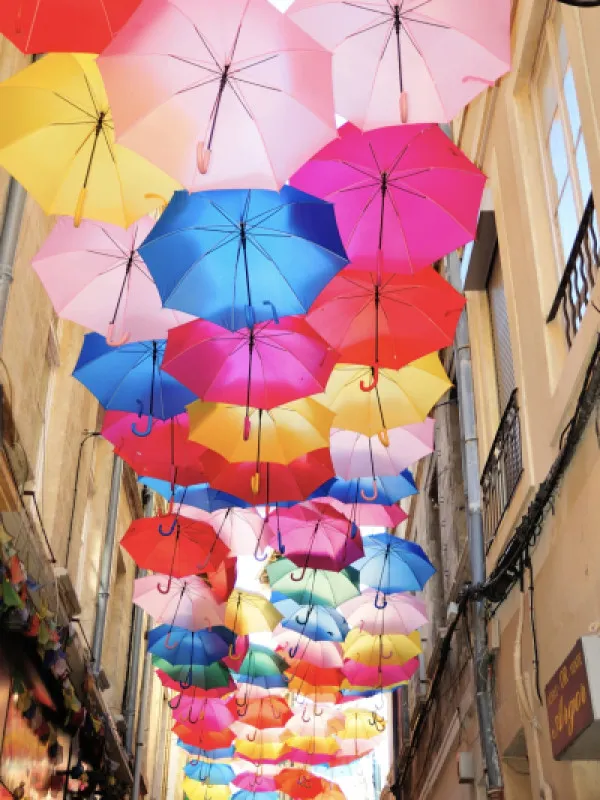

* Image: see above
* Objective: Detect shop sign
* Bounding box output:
[545,636,600,760]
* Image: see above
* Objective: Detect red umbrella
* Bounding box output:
[173,723,235,750]
[275,768,329,800]
[102,411,210,487]
[285,663,344,689]
[203,450,335,506]
[234,696,293,729]
[201,556,237,604]
[307,267,465,377]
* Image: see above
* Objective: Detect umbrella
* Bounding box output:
[308,268,465,374]
[184,762,235,785]
[0,0,142,53]
[273,632,344,669]
[330,420,434,480]
[156,672,233,698]
[102,412,209,486]
[311,498,407,529]
[163,316,338,412]
[235,645,288,681]
[73,336,196,433]
[224,591,283,656]
[139,188,348,327]
[343,629,422,666]
[171,696,234,730]
[178,742,236,760]
[342,659,419,690]
[322,355,451,437]
[284,750,332,767]
[274,504,362,574]
[234,696,293,729]
[182,779,230,800]
[222,635,250,670]
[233,773,278,792]
[99,0,335,191]
[353,533,435,600]
[275,768,329,800]
[175,506,275,559]
[285,708,344,738]
[153,659,232,691]
[232,793,278,800]
[0,54,178,227]
[203,556,238,604]
[33,217,193,345]
[281,605,349,643]
[132,574,224,631]
[147,625,230,666]
[285,663,343,691]
[139,478,248,512]
[289,0,510,128]
[339,590,428,635]
[266,559,359,608]
[187,399,334,494]
[337,710,386,741]
[175,724,236,751]
[311,472,417,506]
[284,735,340,757]
[291,123,485,274]
[235,738,289,765]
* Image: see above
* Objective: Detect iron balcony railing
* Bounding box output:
[547,193,599,347]
[481,389,523,550]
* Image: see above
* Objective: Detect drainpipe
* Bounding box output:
[449,251,503,797]
[124,486,153,752]
[91,453,123,673]
[132,619,153,800]
[0,178,27,346]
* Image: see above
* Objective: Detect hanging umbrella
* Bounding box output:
[283,735,340,757]
[233,773,278,792]
[353,533,435,601]
[343,629,421,666]
[73,336,197,434]
[156,671,233,698]
[0,0,142,53]
[274,504,362,574]
[266,560,359,608]
[224,591,283,656]
[182,778,230,800]
[342,659,418,690]
[292,123,485,274]
[222,635,250,670]
[339,590,428,636]
[308,268,465,374]
[275,768,329,800]
[147,625,230,666]
[312,498,407,529]
[289,0,510,128]
[287,683,342,706]
[153,658,233,691]
[163,316,338,411]
[171,696,234,731]
[187,399,334,495]
[234,696,293,729]
[0,54,178,227]
[330,420,434,480]
[232,793,278,800]
[33,217,193,346]
[139,188,348,327]
[284,750,333,767]
[285,662,343,691]
[322,355,451,438]
[133,574,224,631]
[175,724,236,751]
[203,555,238,604]
[235,645,289,682]
[273,631,344,669]
[184,762,235,785]
[176,506,275,559]
[281,605,349,643]
[99,0,335,191]
[178,742,236,760]
[235,737,289,765]
[311,472,417,506]
[285,707,344,739]
[337,710,386,741]
[139,477,248,512]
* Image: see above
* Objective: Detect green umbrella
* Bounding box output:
[152,657,232,690]
[266,558,360,607]
[237,644,288,678]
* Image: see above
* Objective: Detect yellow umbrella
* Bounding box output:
[342,629,422,667]
[287,679,341,703]
[322,355,451,440]
[337,709,386,740]
[282,734,340,755]
[225,590,282,656]
[0,54,179,227]
[235,736,289,763]
[182,779,230,800]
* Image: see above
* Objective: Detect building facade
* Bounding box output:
[386,1,600,799]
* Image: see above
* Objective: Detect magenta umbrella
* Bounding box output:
[171,695,234,729]
[233,774,277,792]
[175,506,275,559]
[292,123,485,275]
[33,217,192,345]
[342,658,420,688]
[288,0,510,129]
[330,419,434,480]
[98,0,336,191]
[163,316,338,422]
[313,498,407,529]
[132,574,224,631]
[339,590,428,636]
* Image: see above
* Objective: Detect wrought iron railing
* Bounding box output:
[481,389,523,550]
[547,193,599,347]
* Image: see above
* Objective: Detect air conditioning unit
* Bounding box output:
[457,751,475,784]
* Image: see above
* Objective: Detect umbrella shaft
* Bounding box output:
[394,7,403,93]
[207,66,230,150]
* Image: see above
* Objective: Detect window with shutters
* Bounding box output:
[487,246,516,415]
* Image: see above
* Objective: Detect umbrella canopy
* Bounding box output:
[273,632,344,669]
[353,533,436,596]
[171,696,234,731]
[139,188,348,327]
[99,0,336,191]
[275,768,329,800]
[33,217,192,345]
[157,672,233,698]
[140,477,248,512]
[330,420,434,480]
[0,54,178,227]
[339,590,428,636]
[225,591,283,649]
[182,779,230,800]
[280,605,349,643]
[235,645,288,680]
[176,724,236,750]
[233,773,278,792]
[283,735,340,756]
[312,498,407,529]
[178,742,236,760]
[292,123,485,274]
[308,268,465,372]
[311,472,417,506]
[203,556,238,604]
[266,559,360,608]
[234,696,293,729]
[341,659,419,690]
[184,762,235,785]
[163,315,338,410]
[337,710,386,741]
[233,793,278,800]
[343,629,422,667]
[176,506,275,558]
[285,662,343,691]
[323,355,451,437]
[147,625,230,666]
[154,659,233,691]
[289,0,510,128]
[133,574,224,631]
[285,708,344,738]
[235,738,289,765]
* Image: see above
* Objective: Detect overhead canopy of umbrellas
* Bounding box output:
[0,0,509,793]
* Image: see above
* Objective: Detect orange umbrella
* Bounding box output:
[275,768,330,800]
[235,696,292,729]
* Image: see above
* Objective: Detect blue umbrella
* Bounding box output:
[139,187,348,330]
[311,471,417,505]
[270,591,300,619]
[352,533,435,604]
[184,762,235,784]
[73,335,196,436]
[140,478,249,511]
[147,626,229,666]
[232,793,279,800]
[177,741,236,760]
[233,673,289,691]
[281,605,349,644]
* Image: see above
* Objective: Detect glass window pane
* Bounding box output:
[548,117,570,193]
[563,68,581,141]
[557,181,579,261]
[576,139,592,203]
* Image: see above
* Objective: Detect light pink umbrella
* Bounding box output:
[313,498,407,529]
[339,590,428,635]
[98,0,336,191]
[173,506,275,558]
[285,707,344,738]
[32,217,192,345]
[133,574,224,631]
[288,0,510,129]
[272,629,344,669]
[330,419,435,480]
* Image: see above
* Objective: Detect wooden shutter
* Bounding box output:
[487,247,515,414]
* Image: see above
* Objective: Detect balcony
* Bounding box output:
[547,193,599,347]
[481,389,523,550]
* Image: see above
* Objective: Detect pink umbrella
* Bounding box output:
[288,0,510,129]
[233,773,278,792]
[342,658,419,687]
[174,506,275,558]
[171,695,235,729]
[291,123,485,275]
[133,574,224,631]
[163,316,338,417]
[98,0,336,191]
[312,498,407,529]
[273,630,344,669]
[33,217,192,345]
[339,590,428,635]
[330,420,435,480]
[222,634,251,670]
[285,708,344,738]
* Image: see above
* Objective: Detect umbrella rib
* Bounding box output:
[175,75,222,97]
[399,21,452,118]
[339,161,379,181]
[345,17,392,41]
[51,91,97,121]
[166,53,221,75]
[342,2,391,15]
[231,76,281,93]
[344,185,381,251]
[230,54,280,75]
[99,225,131,258]
[82,73,101,117]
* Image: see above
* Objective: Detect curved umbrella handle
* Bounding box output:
[189,758,199,767]
[168,693,182,710]
[144,192,169,212]
[106,323,130,347]
[360,480,379,502]
[378,428,390,448]
[228,642,242,661]
[251,471,261,495]
[295,608,310,626]
[158,517,178,537]
[132,411,153,438]
[360,365,379,392]
[197,142,212,175]
[187,705,200,725]
[381,644,394,660]
[263,301,279,324]
[179,670,192,690]
[349,520,358,540]
[246,729,257,743]
[196,537,218,571]
[374,591,388,610]
[163,629,179,650]
[301,705,311,723]
[313,705,323,717]
[236,695,248,709]
[253,535,268,562]
[156,574,173,595]
[289,644,300,659]
[237,705,248,718]
[290,565,307,582]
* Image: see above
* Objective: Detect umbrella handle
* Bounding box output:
[196,535,218,571]
[168,694,182,710]
[263,301,279,324]
[164,629,179,650]
[157,574,173,595]
[277,527,285,554]
[246,729,257,742]
[253,535,268,563]
[349,521,358,540]
[288,644,300,659]
[74,187,87,228]
[313,706,323,716]
[400,91,409,123]
[144,192,169,212]
[360,480,379,502]
[378,428,390,448]
[106,323,130,347]
[158,517,178,537]
[381,643,394,659]
[228,642,242,661]
[187,705,200,725]
[179,671,192,690]
[374,591,388,610]
[132,412,153,438]
[197,142,212,175]
[359,365,379,392]
[243,415,252,441]
[290,566,307,582]
[295,609,310,626]
[251,472,260,495]
[301,704,311,723]
[236,705,248,718]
